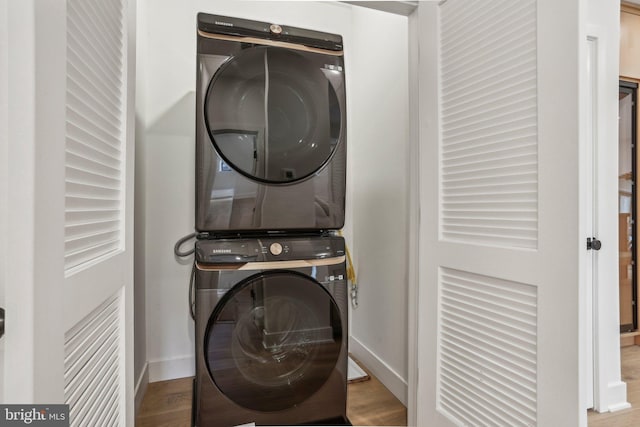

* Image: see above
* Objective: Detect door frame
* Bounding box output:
[584,21,630,413]
[0,0,7,404]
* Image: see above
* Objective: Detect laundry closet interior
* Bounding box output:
[134,0,412,424]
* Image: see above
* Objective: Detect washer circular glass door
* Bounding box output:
[204,46,342,184]
[204,270,343,412]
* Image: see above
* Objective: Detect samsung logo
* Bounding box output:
[212,249,232,254]
[215,21,234,27]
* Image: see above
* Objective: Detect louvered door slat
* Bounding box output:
[67,110,121,148]
[443,358,535,422]
[442,101,536,136]
[443,138,536,163]
[64,307,118,379]
[440,0,538,250]
[64,297,119,367]
[443,113,536,144]
[96,0,124,38]
[67,125,121,158]
[67,182,120,201]
[91,383,120,427]
[66,40,121,103]
[64,242,120,272]
[66,326,119,410]
[66,168,120,192]
[440,0,512,43]
[67,87,122,132]
[65,196,120,212]
[71,358,119,425]
[66,48,121,103]
[438,267,537,426]
[67,152,120,179]
[444,183,538,197]
[66,219,120,238]
[442,353,534,411]
[443,27,536,85]
[441,307,536,357]
[66,139,121,170]
[442,4,535,71]
[64,290,122,427]
[443,85,536,122]
[67,61,122,116]
[65,0,125,273]
[441,337,536,395]
[68,4,123,77]
[66,209,119,224]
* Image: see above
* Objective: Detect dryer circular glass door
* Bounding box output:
[204,46,342,184]
[204,270,343,412]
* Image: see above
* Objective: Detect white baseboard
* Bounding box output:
[134,362,149,415]
[148,355,195,382]
[607,381,631,412]
[349,336,408,405]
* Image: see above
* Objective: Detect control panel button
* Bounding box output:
[270,24,283,34]
[270,242,283,256]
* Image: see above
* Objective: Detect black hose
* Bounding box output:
[174,233,197,320]
[174,232,197,257]
[189,261,196,320]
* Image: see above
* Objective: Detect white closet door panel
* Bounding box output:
[440,0,538,250]
[62,0,133,425]
[64,291,123,427]
[417,0,582,425]
[65,0,125,273]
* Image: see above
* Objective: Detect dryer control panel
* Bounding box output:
[196,235,345,265]
[197,13,343,51]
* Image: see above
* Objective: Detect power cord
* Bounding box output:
[174,232,197,257]
[188,262,196,320]
[174,232,197,320]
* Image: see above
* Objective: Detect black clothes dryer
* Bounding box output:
[196,13,347,234]
[193,235,350,426]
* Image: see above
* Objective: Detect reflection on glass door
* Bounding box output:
[619,81,637,333]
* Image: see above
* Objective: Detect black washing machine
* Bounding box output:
[196,13,347,234]
[193,235,350,426]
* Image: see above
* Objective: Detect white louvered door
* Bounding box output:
[3,0,135,424]
[63,0,135,425]
[418,1,583,426]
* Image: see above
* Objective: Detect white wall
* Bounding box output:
[135,0,411,403]
[133,0,149,410]
[347,6,410,404]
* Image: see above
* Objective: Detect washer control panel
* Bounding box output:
[196,235,345,264]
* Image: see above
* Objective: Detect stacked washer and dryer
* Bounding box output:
[192,13,350,426]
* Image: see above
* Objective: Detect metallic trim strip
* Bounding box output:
[196,255,346,271]
[197,30,344,56]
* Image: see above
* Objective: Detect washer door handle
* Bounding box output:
[0,307,4,339]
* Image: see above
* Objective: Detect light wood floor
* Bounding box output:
[136,362,407,427]
[588,345,640,426]
[138,346,640,426]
